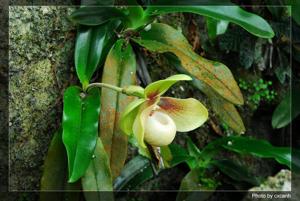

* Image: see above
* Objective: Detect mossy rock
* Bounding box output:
[9,6,76,191]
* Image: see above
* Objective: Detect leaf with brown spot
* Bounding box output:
[133,23,244,105]
[204,85,245,135]
[185,72,245,134]
[166,53,245,135]
[100,39,136,179]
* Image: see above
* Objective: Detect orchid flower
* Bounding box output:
[120,74,208,148]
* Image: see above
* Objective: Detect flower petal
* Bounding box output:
[120,98,146,135]
[132,98,160,148]
[145,74,192,99]
[158,97,208,132]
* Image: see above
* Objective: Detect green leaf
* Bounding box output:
[75,21,120,87]
[208,93,245,134]
[134,23,244,105]
[100,39,137,179]
[221,136,292,168]
[272,87,300,129]
[292,1,300,25]
[40,129,81,201]
[199,136,293,169]
[160,146,173,168]
[206,17,229,40]
[166,53,245,134]
[145,5,274,38]
[125,4,148,29]
[212,159,261,185]
[82,138,114,201]
[62,86,101,182]
[187,137,201,158]
[69,7,125,26]
[168,143,194,167]
[114,155,153,190]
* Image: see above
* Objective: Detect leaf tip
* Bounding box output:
[68,175,79,183]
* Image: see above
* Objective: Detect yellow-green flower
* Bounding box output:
[120,74,208,148]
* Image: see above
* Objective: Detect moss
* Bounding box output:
[9,6,76,190]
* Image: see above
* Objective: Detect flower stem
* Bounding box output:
[86,83,123,93]
[87,83,145,98]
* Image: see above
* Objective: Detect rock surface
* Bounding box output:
[243,169,294,201]
[9,6,76,191]
[0,0,9,193]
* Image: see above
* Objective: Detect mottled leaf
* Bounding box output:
[62,86,101,182]
[134,23,244,105]
[208,94,245,134]
[166,53,245,134]
[100,39,136,179]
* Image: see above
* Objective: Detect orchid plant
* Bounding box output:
[40,1,295,198]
